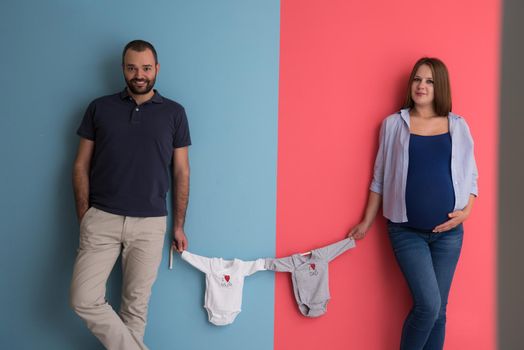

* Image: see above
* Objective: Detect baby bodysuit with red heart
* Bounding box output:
[181,250,266,326]
[265,238,356,317]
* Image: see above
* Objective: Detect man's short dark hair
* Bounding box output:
[122,40,158,64]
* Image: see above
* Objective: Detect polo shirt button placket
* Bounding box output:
[131,105,141,124]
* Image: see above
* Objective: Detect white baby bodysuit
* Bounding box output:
[181,250,266,326]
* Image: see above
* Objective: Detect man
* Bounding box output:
[70,40,190,350]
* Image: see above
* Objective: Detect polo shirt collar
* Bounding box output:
[119,88,164,104]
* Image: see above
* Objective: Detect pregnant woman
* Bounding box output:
[348,57,478,350]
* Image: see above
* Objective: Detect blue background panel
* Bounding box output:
[0,1,280,349]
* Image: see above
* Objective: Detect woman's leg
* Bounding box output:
[388,224,441,350]
[423,224,464,350]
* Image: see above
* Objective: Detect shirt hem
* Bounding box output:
[92,204,167,217]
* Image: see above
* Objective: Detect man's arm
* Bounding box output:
[72,138,94,222]
[172,146,190,252]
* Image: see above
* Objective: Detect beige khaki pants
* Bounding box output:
[70,207,166,350]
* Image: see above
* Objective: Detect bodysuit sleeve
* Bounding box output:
[265,256,295,272]
[181,251,211,273]
[240,258,267,276]
[316,238,356,262]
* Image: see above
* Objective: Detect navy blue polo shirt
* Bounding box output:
[77,89,191,217]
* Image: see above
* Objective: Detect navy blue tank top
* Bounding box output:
[405,132,455,230]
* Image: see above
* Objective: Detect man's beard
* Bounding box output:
[125,76,156,95]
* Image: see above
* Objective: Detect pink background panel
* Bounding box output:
[275,0,499,349]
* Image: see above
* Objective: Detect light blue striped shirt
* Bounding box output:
[370,108,478,223]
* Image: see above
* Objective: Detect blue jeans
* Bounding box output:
[387,223,464,350]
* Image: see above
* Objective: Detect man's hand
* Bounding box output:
[171,147,189,253]
[172,228,188,253]
[77,206,90,223]
[73,138,94,224]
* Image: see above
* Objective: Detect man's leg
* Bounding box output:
[120,216,166,343]
[70,207,145,350]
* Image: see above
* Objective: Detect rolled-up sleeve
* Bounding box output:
[463,119,479,197]
[370,120,386,195]
[470,141,479,197]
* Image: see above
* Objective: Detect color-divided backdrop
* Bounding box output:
[0,0,499,349]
